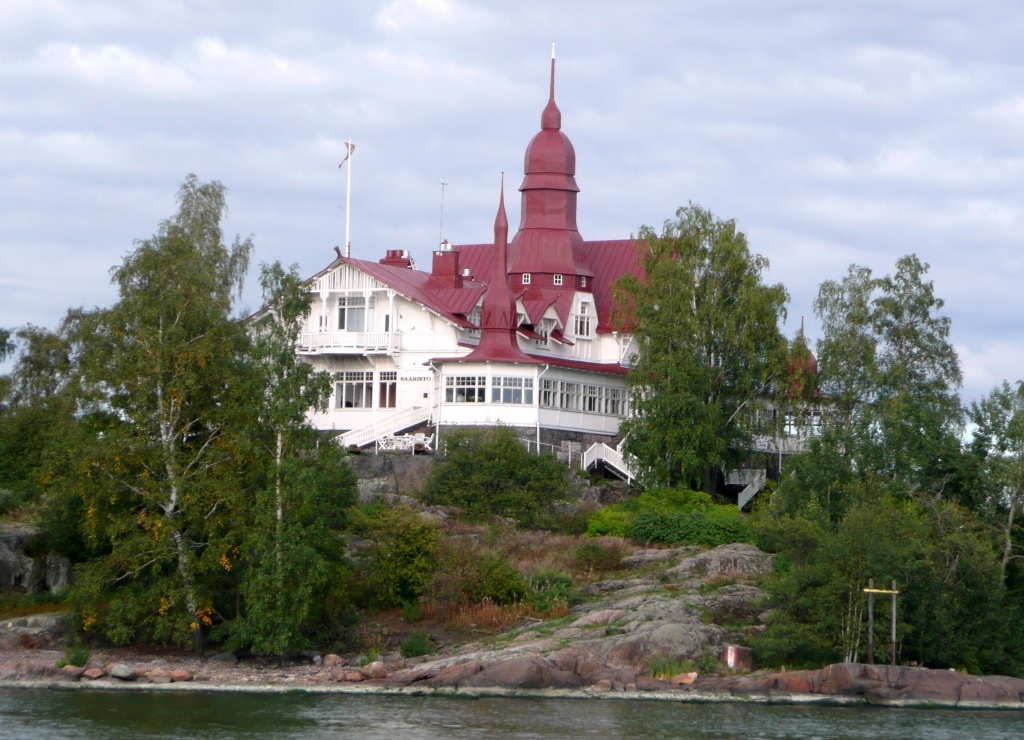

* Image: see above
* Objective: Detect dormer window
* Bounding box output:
[580,276,587,288]
[553,274,563,286]
[522,273,531,285]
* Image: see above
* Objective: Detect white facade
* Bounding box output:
[297,260,630,446]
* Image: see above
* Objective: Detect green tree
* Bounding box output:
[969,381,1024,581]
[0,313,85,500]
[231,261,352,661]
[422,426,571,527]
[614,204,789,491]
[70,175,252,650]
[813,256,962,497]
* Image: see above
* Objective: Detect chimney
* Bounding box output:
[431,249,463,288]
[379,249,413,268]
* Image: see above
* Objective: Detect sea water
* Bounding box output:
[1,689,1022,739]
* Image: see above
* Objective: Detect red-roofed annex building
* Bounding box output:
[296,58,641,471]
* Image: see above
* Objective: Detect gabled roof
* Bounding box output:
[328,256,487,328]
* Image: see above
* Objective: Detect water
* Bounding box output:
[1,689,1022,739]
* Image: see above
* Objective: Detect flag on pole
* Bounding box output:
[339,140,355,168]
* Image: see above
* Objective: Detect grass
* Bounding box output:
[0,591,66,620]
[56,644,90,668]
[649,653,696,678]
[399,630,432,658]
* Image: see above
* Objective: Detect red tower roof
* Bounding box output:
[509,55,591,279]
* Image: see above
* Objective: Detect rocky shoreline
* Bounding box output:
[5,542,1024,709]
[3,654,1024,710]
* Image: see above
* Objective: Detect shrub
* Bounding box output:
[528,569,578,613]
[573,541,623,572]
[400,630,432,658]
[628,509,752,547]
[586,486,752,547]
[422,426,571,527]
[57,644,90,668]
[462,554,528,605]
[585,508,633,538]
[365,506,439,608]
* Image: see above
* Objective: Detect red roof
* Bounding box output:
[331,256,487,328]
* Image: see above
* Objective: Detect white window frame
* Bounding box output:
[335,371,373,408]
[553,274,563,286]
[491,377,534,405]
[445,375,486,403]
[522,273,531,285]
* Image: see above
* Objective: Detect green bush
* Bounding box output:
[422,426,571,528]
[57,644,90,668]
[585,486,751,547]
[573,541,623,572]
[528,569,578,612]
[399,630,432,658]
[462,554,528,605]
[365,506,439,608]
[585,508,633,538]
[628,509,752,547]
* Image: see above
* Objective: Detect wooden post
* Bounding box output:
[867,578,874,665]
[864,582,900,668]
[891,579,898,667]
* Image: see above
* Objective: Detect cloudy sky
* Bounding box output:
[2,1,1022,401]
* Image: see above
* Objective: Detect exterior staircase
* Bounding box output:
[582,439,636,484]
[338,406,432,449]
[728,469,767,509]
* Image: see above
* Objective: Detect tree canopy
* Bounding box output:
[614,204,789,491]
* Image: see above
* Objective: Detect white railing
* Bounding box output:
[339,405,432,449]
[582,438,636,484]
[519,438,583,468]
[298,331,393,353]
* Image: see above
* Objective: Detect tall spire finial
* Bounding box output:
[542,45,561,130]
[495,172,508,245]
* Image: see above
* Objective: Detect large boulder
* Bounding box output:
[461,657,581,690]
[667,543,772,580]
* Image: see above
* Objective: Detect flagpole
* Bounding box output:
[345,140,353,257]
[340,140,355,258]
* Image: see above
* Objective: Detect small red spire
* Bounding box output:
[495,172,508,245]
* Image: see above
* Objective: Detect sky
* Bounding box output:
[1,0,1022,402]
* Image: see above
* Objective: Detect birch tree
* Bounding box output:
[614,204,789,491]
[74,175,251,650]
[231,261,351,661]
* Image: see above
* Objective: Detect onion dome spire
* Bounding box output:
[509,49,591,280]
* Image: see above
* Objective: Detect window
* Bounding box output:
[467,306,482,337]
[378,371,397,409]
[784,412,798,437]
[318,314,328,332]
[492,377,534,404]
[336,371,373,408]
[573,302,591,338]
[811,412,822,436]
[553,274,563,286]
[584,384,600,412]
[604,388,626,416]
[445,376,486,403]
[338,295,374,332]
[522,273,531,285]
[580,276,587,288]
[540,379,557,408]
[559,381,582,411]
[383,314,391,333]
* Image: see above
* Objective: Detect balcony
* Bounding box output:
[298,331,394,354]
